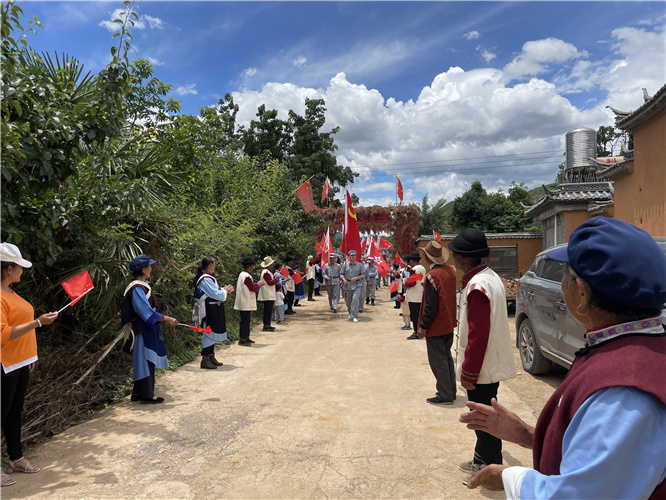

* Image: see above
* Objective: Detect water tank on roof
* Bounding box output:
[565,128,597,170]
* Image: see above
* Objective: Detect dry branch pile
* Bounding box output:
[501,277,517,297]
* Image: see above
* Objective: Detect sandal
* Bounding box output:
[1,472,15,487]
[7,457,40,474]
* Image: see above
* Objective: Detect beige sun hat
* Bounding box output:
[418,240,449,266]
[260,256,275,268]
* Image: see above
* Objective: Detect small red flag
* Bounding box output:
[389,281,399,293]
[179,324,212,334]
[405,273,423,284]
[395,253,402,268]
[396,176,403,203]
[279,266,290,278]
[293,271,303,285]
[321,177,331,203]
[433,231,441,243]
[61,271,94,302]
[378,237,393,249]
[296,179,314,213]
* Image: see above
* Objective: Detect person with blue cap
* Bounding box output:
[460,217,666,499]
[121,254,178,404]
[340,250,364,322]
[322,252,341,312]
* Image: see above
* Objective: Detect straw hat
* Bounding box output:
[418,240,449,266]
[260,256,275,268]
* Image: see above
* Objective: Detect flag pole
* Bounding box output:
[57,287,94,314]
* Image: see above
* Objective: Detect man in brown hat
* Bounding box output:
[448,228,516,474]
[417,240,458,404]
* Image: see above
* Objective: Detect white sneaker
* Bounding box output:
[352,318,358,323]
[348,314,352,320]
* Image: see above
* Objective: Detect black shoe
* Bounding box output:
[294,303,302,307]
[238,341,252,346]
[131,394,141,402]
[371,300,375,306]
[406,333,419,340]
[140,396,165,404]
[426,397,454,405]
[262,326,275,332]
[285,310,295,315]
[365,299,370,305]
[307,298,315,301]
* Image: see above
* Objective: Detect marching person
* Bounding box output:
[448,229,516,473]
[358,257,368,313]
[284,257,296,315]
[460,217,666,499]
[1,243,58,486]
[322,252,341,312]
[305,254,321,301]
[416,241,458,405]
[398,266,411,330]
[257,256,280,332]
[340,250,364,323]
[365,257,379,306]
[121,254,179,404]
[314,262,324,296]
[405,252,426,340]
[233,257,266,346]
[192,256,234,370]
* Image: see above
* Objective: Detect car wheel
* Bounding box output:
[518,318,552,375]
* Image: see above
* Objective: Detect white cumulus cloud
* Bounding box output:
[244,67,258,77]
[176,83,198,96]
[464,30,480,40]
[503,38,587,80]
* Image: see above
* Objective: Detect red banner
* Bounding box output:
[296,180,314,213]
[61,271,94,301]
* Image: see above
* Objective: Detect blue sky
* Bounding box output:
[20,1,666,206]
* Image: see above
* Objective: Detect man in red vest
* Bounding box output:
[417,241,458,405]
[459,218,666,499]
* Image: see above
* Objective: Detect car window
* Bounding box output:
[538,258,566,282]
[529,256,544,274]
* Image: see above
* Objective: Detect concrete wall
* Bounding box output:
[613,112,666,236]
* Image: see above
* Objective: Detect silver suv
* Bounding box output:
[515,239,666,374]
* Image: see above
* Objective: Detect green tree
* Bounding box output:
[419,194,448,235]
[596,125,633,157]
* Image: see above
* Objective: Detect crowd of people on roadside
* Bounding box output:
[2,216,665,497]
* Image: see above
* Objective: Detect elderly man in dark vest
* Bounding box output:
[417,240,458,405]
[460,218,666,499]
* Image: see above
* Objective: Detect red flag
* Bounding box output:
[293,271,303,285]
[376,257,391,278]
[179,324,213,334]
[389,281,399,293]
[388,257,394,264]
[344,190,362,255]
[405,272,423,284]
[278,266,289,278]
[61,271,94,302]
[321,177,331,203]
[296,179,314,213]
[324,227,332,254]
[396,176,403,203]
[378,237,393,249]
[433,231,441,243]
[395,253,402,268]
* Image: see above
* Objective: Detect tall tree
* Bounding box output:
[419,194,449,235]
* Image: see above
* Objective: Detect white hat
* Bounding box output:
[329,253,337,258]
[260,256,275,268]
[367,257,375,262]
[348,250,357,256]
[0,243,32,268]
[307,255,313,261]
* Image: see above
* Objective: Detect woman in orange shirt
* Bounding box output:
[1,243,58,488]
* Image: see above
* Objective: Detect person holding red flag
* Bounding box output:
[121,254,178,404]
[192,256,234,370]
[1,243,59,485]
[233,257,266,346]
[404,252,427,340]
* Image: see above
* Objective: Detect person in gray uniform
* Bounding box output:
[365,257,379,306]
[358,257,368,313]
[340,250,364,322]
[322,252,341,312]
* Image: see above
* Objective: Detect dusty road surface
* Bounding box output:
[8,289,564,500]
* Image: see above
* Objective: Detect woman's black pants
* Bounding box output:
[1,365,29,461]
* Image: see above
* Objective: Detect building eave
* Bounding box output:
[616,83,666,131]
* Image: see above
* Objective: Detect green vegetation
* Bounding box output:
[0,0,352,444]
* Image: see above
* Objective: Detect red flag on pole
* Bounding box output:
[395,253,402,268]
[344,189,362,255]
[405,272,424,284]
[389,281,399,293]
[396,176,403,203]
[433,231,442,243]
[296,179,314,213]
[324,227,332,254]
[378,236,393,249]
[179,324,212,335]
[321,177,331,203]
[62,270,94,301]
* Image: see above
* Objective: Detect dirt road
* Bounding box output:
[8,290,564,499]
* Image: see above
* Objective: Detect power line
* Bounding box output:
[356,161,560,177]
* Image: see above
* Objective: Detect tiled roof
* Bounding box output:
[523,182,614,218]
[615,83,666,131]
[417,233,542,242]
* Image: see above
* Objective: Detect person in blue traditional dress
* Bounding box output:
[293,264,306,305]
[193,256,234,370]
[121,254,178,404]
